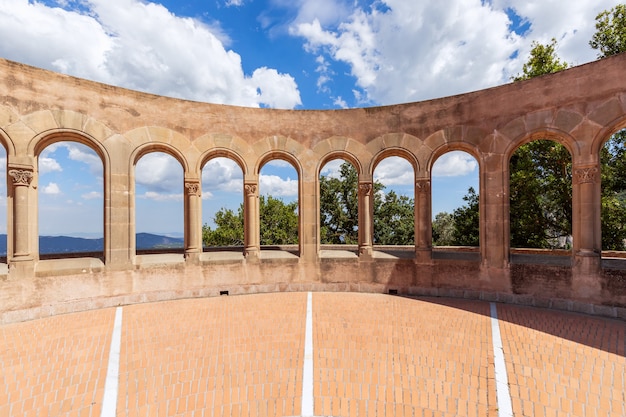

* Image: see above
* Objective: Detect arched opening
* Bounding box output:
[600,128,626,255]
[259,159,299,256]
[201,157,244,254]
[431,151,479,259]
[134,152,184,256]
[509,139,572,253]
[319,158,359,256]
[0,145,6,266]
[37,141,103,258]
[372,156,415,255]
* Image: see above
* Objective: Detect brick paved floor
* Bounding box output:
[0,293,624,417]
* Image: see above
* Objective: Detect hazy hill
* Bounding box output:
[0,233,184,256]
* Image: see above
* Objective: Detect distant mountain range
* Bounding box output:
[0,233,184,256]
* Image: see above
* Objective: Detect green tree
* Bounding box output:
[601,130,626,250]
[202,195,298,247]
[432,212,455,246]
[589,4,626,58]
[259,195,299,245]
[319,161,414,245]
[512,38,569,81]
[202,206,244,246]
[319,162,360,244]
[374,190,415,245]
[510,141,572,248]
[452,187,480,246]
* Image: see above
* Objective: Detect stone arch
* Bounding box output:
[504,128,579,165]
[256,150,303,253]
[317,151,363,178]
[506,129,575,251]
[125,127,192,172]
[130,141,189,173]
[193,133,253,176]
[428,140,482,174]
[312,136,371,178]
[0,128,16,158]
[198,148,248,177]
[255,150,303,179]
[370,147,419,178]
[590,115,626,156]
[30,129,109,260]
[30,129,110,166]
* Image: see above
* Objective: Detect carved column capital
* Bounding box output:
[416,180,431,193]
[574,166,599,184]
[8,169,33,186]
[359,183,372,196]
[185,182,200,196]
[245,184,258,196]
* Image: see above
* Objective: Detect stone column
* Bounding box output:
[244,182,260,260]
[358,182,373,258]
[572,164,601,299]
[8,169,34,260]
[415,179,432,263]
[184,180,202,262]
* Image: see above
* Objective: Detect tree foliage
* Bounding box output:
[202,195,298,247]
[320,161,414,245]
[204,161,415,247]
[589,4,626,58]
[512,38,569,81]
[319,162,361,244]
[452,187,480,246]
[432,212,455,246]
[374,190,415,245]
[510,141,572,248]
[600,130,626,250]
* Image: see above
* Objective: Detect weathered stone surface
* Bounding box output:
[0,53,625,322]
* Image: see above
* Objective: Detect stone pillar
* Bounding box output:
[184,180,202,262]
[244,181,260,260]
[8,169,34,260]
[358,182,373,258]
[572,164,602,300]
[415,179,432,263]
[479,154,510,291]
[300,179,316,262]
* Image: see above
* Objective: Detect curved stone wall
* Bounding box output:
[1,54,626,323]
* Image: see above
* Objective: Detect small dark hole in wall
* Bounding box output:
[388,289,398,295]
[220,290,229,296]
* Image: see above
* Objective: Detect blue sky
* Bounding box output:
[0,0,621,236]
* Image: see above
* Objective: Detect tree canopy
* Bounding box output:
[512,38,569,81]
[203,161,415,247]
[202,195,299,247]
[589,4,626,58]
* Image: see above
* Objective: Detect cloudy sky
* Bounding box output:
[0,0,621,237]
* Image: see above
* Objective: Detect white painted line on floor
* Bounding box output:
[301,292,314,417]
[101,306,123,417]
[490,302,513,417]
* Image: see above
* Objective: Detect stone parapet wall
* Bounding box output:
[0,54,626,322]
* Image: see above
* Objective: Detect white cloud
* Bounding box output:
[291,0,622,105]
[320,159,344,178]
[139,191,183,202]
[374,156,414,186]
[225,0,245,7]
[202,157,243,193]
[260,174,298,196]
[432,151,477,178]
[42,182,61,195]
[39,157,63,174]
[0,0,301,108]
[81,191,102,200]
[135,153,183,193]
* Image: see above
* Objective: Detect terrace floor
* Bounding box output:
[1,292,625,417]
